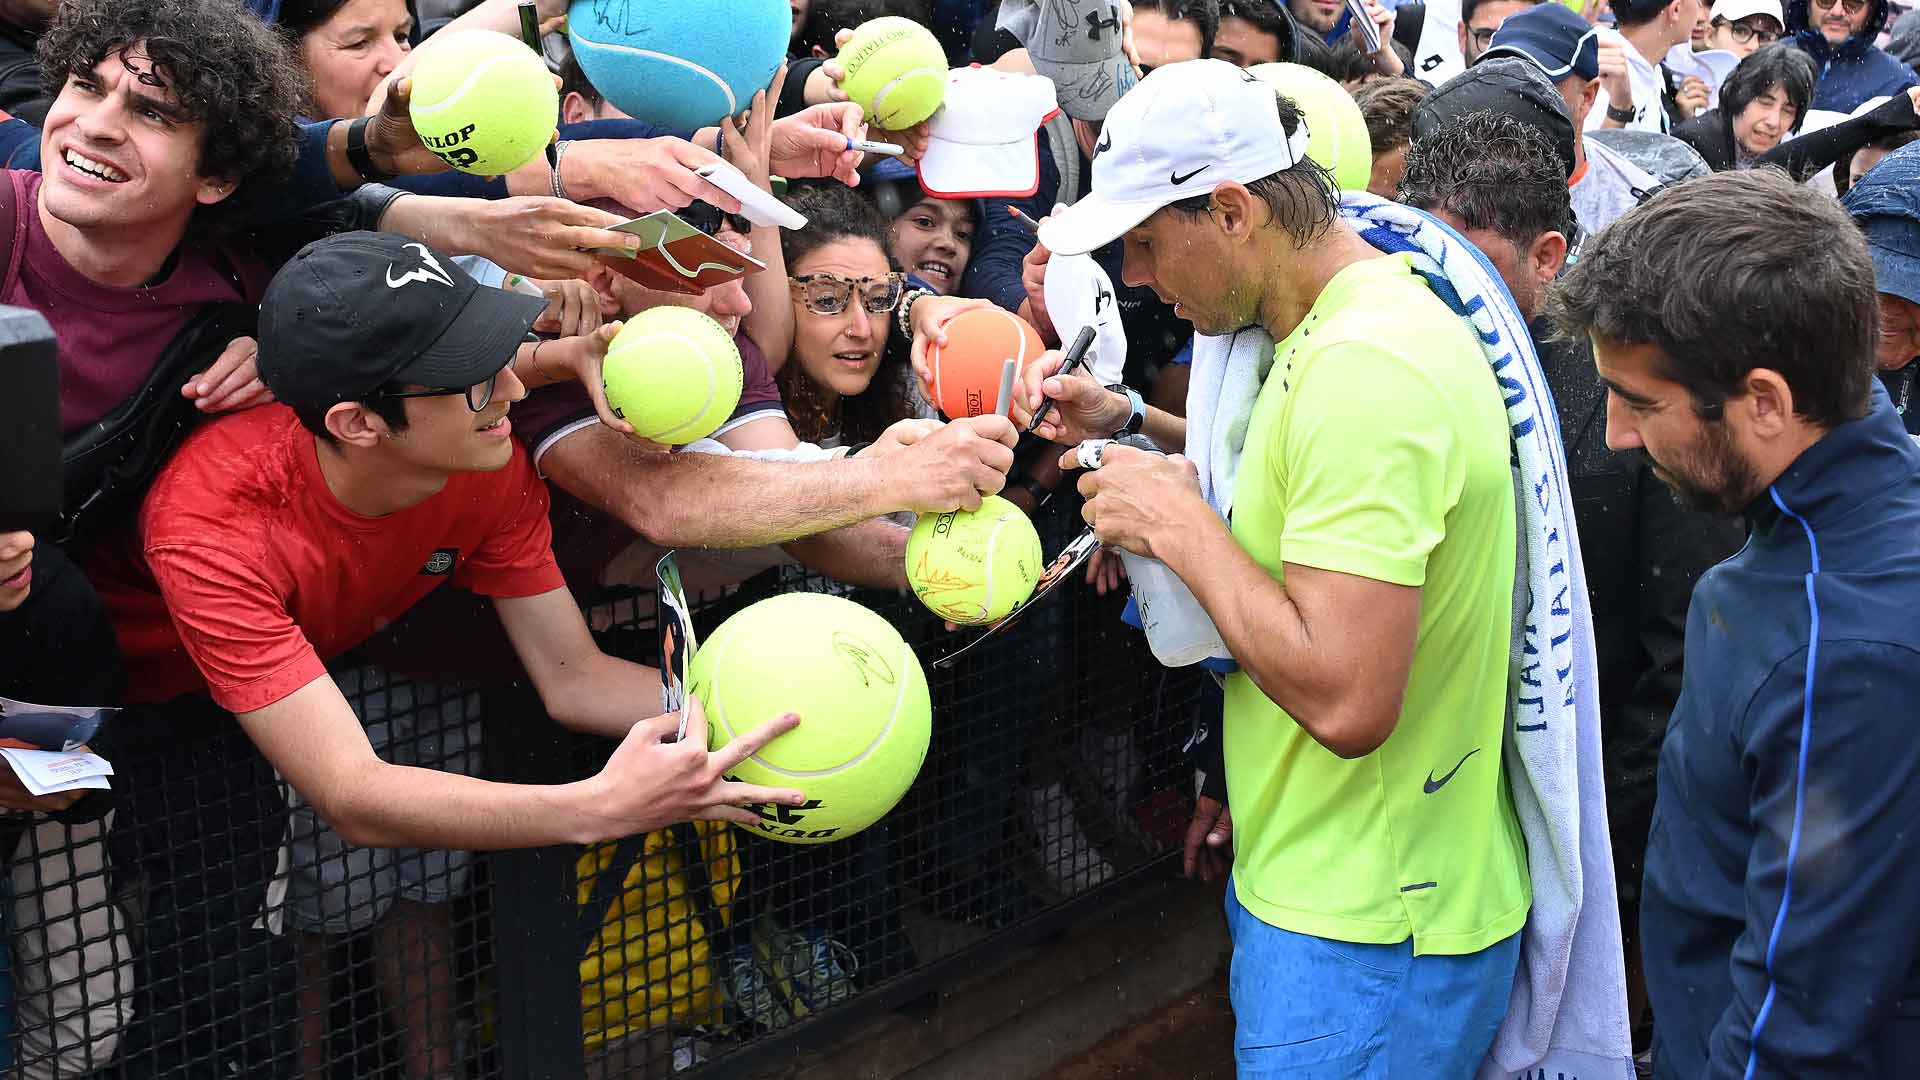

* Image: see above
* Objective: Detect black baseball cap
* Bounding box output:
[1411,57,1578,181]
[259,232,549,412]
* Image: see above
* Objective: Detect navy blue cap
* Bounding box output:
[1479,4,1603,83]
[1843,142,1920,305]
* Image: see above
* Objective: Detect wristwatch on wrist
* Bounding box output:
[344,116,395,184]
[1106,382,1145,437]
[1605,102,1636,123]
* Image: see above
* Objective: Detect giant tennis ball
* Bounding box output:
[837,17,948,130]
[567,0,788,129]
[924,307,1046,420]
[408,30,558,175]
[1246,62,1373,192]
[601,307,743,445]
[691,593,931,844]
[906,495,1044,625]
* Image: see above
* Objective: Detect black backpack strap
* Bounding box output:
[55,301,258,547]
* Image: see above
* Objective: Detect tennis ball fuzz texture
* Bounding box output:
[1246,62,1374,192]
[906,495,1044,625]
[566,0,788,129]
[409,30,558,175]
[691,593,932,844]
[837,17,948,130]
[601,307,743,445]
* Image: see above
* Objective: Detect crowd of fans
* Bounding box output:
[0,0,1917,1076]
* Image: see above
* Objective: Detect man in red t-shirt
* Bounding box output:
[84,232,808,1075]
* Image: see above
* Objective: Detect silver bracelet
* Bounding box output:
[551,140,574,200]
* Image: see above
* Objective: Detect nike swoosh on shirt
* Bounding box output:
[1422,748,1481,794]
[1169,165,1209,185]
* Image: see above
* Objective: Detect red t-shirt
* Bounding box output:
[86,406,566,712]
[0,169,269,435]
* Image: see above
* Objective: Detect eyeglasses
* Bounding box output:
[366,371,497,413]
[1810,0,1867,12]
[1715,16,1783,42]
[788,271,905,317]
[1469,27,1498,49]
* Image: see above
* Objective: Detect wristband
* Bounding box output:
[1605,103,1636,123]
[344,116,394,183]
[1105,382,1145,437]
[897,287,933,341]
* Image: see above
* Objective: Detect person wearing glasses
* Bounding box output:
[1672,44,1920,171]
[80,232,814,1074]
[1705,0,1787,56]
[1784,0,1920,113]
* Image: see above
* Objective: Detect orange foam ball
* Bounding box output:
[925,307,1046,420]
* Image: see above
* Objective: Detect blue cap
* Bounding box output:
[1479,5,1603,83]
[1844,142,1920,305]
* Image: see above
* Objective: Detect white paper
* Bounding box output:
[0,747,113,797]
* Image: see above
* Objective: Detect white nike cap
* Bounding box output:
[1038,58,1312,257]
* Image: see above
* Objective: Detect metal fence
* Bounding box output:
[6,503,1207,1079]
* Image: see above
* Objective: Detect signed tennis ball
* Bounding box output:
[905,495,1044,625]
[838,17,948,130]
[601,307,743,445]
[408,30,558,175]
[691,592,932,844]
[923,307,1046,420]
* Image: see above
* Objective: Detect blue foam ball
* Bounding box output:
[567,0,789,130]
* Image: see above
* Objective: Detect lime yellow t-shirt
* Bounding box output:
[1225,254,1529,956]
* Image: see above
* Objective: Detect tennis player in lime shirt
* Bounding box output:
[1014,60,1530,1076]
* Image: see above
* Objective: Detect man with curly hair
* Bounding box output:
[5,0,305,437]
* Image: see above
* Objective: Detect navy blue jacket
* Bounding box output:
[1642,385,1920,1078]
[1787,0,1920,113]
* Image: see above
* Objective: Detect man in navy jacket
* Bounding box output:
[1785,0,1919,113]
[1547,167,1920,1079]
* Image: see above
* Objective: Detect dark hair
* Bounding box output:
[1320,34,1415,84]
[1835,129,1920,196]
[1133,0,1222,58]
[1610,0,1675,28]
[778,182,917,444]
[1354,77,1429,155]
[1544,168,1878,428]
[38,0,306,234]
[1220,0,1293,56]
[273,0,350,39]
[1719,44,1815,135]
[1462,0,1543,22]
[290,380,411,444]
[559,49,600,110]
[1400,110,1574,247]
[1165,89,1339,247]
[796,0,934,59]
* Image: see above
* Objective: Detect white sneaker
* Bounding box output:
[1024,781,1114,893]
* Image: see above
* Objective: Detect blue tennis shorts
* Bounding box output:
[1224,880,1520,1078]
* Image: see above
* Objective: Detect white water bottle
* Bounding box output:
[1117,551,1230,667]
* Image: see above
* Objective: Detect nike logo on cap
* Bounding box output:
[1169,165,1209,185]
[1423,748,1480,794]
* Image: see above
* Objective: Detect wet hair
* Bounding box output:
[1134,0,1222,59]
[1545,168,1878,428]
[1354,77,1429,155]
[1219,0,1293,61]
[796,0,933,59]
[777,182,917,444]
[38,0,307,234]
[1164,89,1339,248]
[1400,110,1574,250]
[1719,44,1815,135]
[559,50,601,110]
